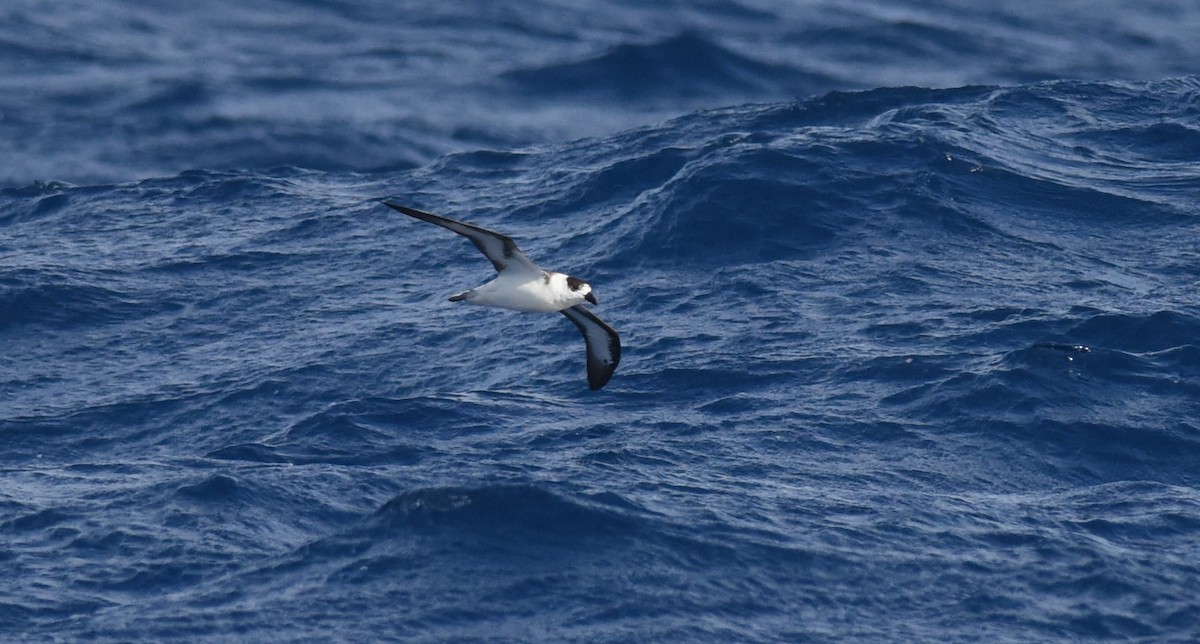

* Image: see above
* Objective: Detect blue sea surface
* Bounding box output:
[3,1,1200,641]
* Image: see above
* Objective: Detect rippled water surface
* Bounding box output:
[3,1,1200,641]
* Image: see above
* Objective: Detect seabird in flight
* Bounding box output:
[384,202,621,390]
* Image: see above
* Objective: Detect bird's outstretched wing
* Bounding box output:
[560,305,621,390]
[384,203,540,275]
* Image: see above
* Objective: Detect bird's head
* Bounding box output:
[566,275,598,305]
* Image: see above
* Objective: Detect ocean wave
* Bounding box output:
[373,484,643,540]
[0,271,147,330]
[502,31,832,100]
[4,36,1200,641]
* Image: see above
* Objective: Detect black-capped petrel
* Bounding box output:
[384,203,621,390]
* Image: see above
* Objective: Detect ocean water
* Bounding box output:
[3,1,1200,641]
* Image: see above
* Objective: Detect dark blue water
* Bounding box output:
[4,1,1200,641]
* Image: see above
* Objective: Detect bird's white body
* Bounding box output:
[456,270,592,313]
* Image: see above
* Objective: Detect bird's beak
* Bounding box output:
[585,292,598,305]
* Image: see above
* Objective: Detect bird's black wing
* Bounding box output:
[560,305,621,390]
[384,203,539,275]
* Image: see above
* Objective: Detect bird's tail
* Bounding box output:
[449,290,473,302]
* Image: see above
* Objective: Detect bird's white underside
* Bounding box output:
[459,270,591,313]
